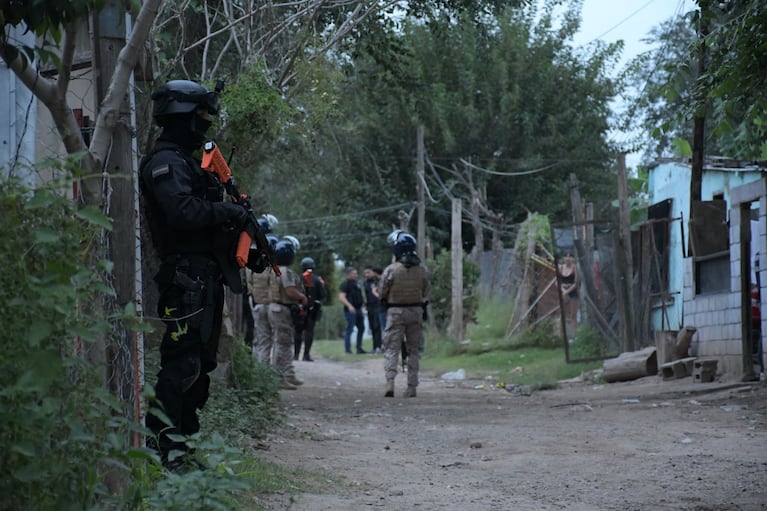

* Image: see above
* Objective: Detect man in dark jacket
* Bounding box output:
[339,267,366,354]
[363,266,383,353]
[294,257,327,362]
[140,80,250,469]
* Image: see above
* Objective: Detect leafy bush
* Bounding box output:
[0,167,281,510]
[202,341,283,442]
[568,323,610,359]
[0,171,142,510]
[465,295,514,342]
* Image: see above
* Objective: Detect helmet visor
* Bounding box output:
[152,88,221,115]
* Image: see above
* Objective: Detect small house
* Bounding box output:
[646,157,766,380]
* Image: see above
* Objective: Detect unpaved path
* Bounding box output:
[255,356,767,511]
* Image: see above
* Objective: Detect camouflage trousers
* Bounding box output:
[252,303,297,378]
[382,306,423,387]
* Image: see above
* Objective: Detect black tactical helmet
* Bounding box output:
[392,231,417,259]
[300,257,315,272]
[274,239,296,266]
[257,213,278,234]
[265,234,279,251]
[151,80,221,125]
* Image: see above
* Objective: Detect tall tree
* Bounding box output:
[624,0,767,162]
[311,0,620,258]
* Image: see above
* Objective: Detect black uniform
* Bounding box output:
[294,270,326,361]
[140,137,244,464]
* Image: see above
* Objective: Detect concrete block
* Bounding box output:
[661,359,691,380]
[693,358,718,383]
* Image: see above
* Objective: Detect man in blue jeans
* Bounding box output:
[339,267,366,354]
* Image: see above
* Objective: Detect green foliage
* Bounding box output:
[201,342,283,442]
[0,0,105,67]
[513,213,552,257]
[465,294,514,341]
[696,0,767,158]
[220,0,620,266]
[427,250,480,332]
[143,434,250,511]
[314,303,347,342]
[0,164,287,510]
[0,168,138,510]
[568,323,613,360]
[423,340,599,388]
[221,66,293,144]
[627,1,767,161]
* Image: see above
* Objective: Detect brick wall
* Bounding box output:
[682,179,766,381]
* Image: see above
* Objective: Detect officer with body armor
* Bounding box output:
[248,236,306,388]
[294,257,327,362]
[242,214,278,347]
[247,233,280,362]
[379,230,431,398]
[139,79,263,468]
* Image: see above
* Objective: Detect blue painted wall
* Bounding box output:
[648,160,762,332]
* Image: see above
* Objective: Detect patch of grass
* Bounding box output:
[465,295,515,342]
[237,455,328,498]
[311,338,383,361]
[312,333,598,389]
[422,336,600,388]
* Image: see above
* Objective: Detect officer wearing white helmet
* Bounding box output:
[253,236,307,390]
[379,230,431,397]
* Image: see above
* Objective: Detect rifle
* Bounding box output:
[200,140,281,276]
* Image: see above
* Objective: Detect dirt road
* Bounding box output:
[256,356,767,511]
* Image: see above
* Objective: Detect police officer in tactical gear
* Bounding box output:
[379,231,431,398]
[242,214,279,347]
[270,238,307,388]
[294,257,327,361]
[247,234,280,362]
[140,79,250,469]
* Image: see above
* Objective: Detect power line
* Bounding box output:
[582,0,658,46]
[280,202,412,226]
[458,158,560,177]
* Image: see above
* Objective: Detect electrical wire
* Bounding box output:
[581,0,658,46]
[280,202,412,225]
[458,158,560,177]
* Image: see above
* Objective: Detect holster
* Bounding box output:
[173,269,207,330]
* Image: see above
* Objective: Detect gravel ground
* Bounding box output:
[254,356,767,511]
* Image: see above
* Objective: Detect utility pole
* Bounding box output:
[450,198,464,341]
[92,1,140,436]
[616,154,635,352]
[691,0,709,207]
[416,126,425,259]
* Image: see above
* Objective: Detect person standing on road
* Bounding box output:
[268,237,307,389]
[247,234,280,363]
[379,231,431,398]
[339,267,366,354]
[294,257,327,361]
[363,266,383,353]
[242,214,278,348]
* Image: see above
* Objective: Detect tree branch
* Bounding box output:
[88,0,163,173]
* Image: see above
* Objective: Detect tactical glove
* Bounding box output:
[217,201,249,227]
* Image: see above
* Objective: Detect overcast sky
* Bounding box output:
[569,0,699,167]
[572,0,697,67]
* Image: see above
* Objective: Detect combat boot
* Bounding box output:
[385,380,394,397]
[404,386,417,398]
[285,375,304,386]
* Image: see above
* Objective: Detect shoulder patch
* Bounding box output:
[151,165,170,179]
